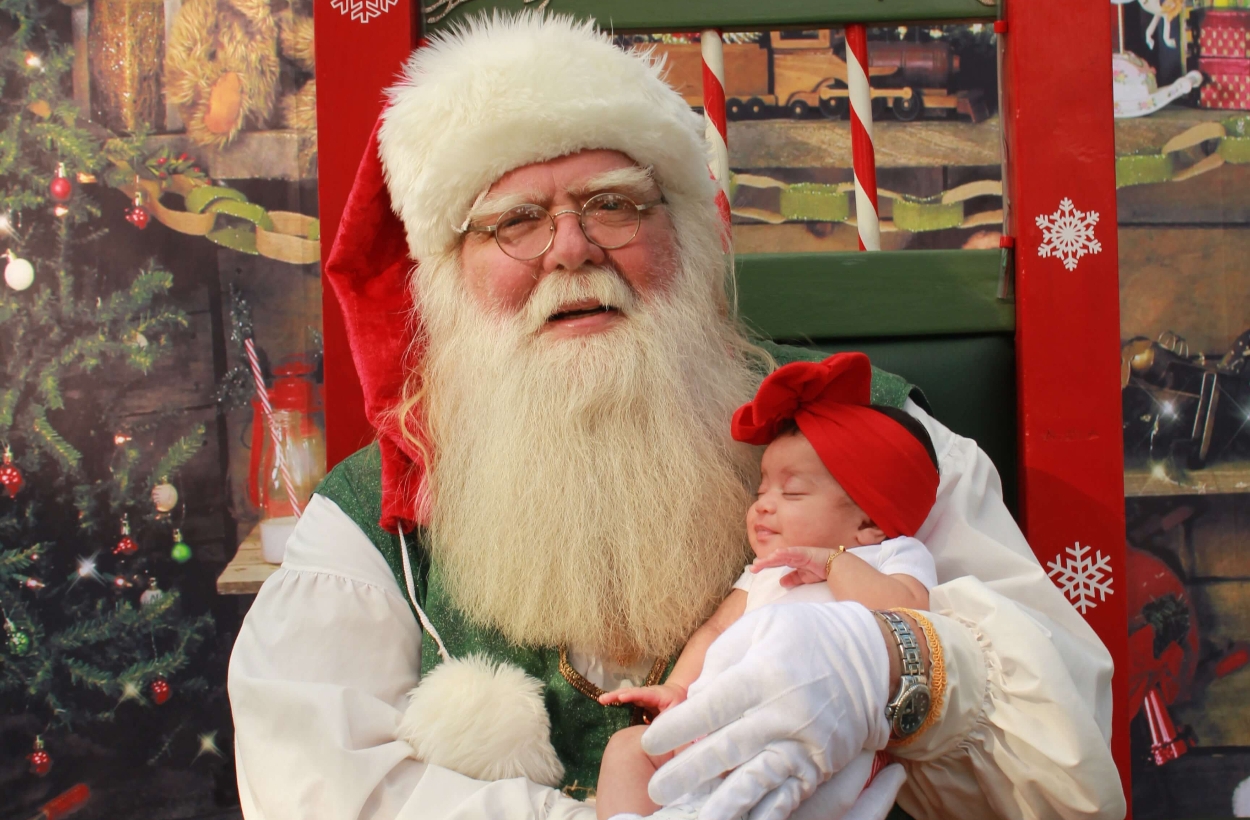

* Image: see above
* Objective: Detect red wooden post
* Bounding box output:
[314,0,421,467]
[1004,0,1130,807]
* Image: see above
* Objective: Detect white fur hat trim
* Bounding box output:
[397,653,565,787]
[377,12,716,260]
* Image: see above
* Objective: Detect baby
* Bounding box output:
[594,352,941,819]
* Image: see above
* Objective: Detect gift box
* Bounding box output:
[1199,56,1250,109]
[1200,10,1250,57]
[89,0,165,132]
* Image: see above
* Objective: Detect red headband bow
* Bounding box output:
[731,352,939,538]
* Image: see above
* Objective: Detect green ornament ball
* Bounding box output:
[170,541,192,564]
[8,628,32,656]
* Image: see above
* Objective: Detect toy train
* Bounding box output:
[642,31,988,122]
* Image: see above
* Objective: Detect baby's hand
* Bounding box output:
[598,682,688,714]
[751,546,840,587]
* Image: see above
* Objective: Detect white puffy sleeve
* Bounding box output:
[893,400,1125,820]
[228,494,594,820]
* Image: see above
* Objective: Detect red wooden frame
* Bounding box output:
[1003,1,1129,801]
[313,0,422,464]
[313,0,1129,810]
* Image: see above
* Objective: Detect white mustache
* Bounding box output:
[521,267,638,335]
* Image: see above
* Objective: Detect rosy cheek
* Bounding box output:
[475,267,536,315]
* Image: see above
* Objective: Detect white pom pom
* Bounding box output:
[397,654,565,787]
[1234,775,1250,817]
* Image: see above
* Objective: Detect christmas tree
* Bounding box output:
[0,0,215,798]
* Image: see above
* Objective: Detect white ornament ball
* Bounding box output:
[128,331,149,348]
[5,256,33,291]
[1235,776,1250,817]
[151,482,179,512]
[140,587,165,608]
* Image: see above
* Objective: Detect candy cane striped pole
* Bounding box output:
[845,24,881,251]
[701,29,733,227]
[245,338,302,519]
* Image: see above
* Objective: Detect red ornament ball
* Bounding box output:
[49,175,72,203]
[114,536,138,556]
[151,678,172,705]
[125,206,150,230]
[0,462,22,498]
[27,747,51,777]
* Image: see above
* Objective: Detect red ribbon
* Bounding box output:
[731,353,938,538]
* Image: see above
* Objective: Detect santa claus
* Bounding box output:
[228,13,1125,820]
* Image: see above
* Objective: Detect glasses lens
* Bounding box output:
[582,193,641,249]
[495,205,553,260]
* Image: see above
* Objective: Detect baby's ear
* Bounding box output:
[855,517,887,546]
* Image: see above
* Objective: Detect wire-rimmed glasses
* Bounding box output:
[463,192,665,261]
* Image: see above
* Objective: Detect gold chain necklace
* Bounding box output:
[558,645,669,725]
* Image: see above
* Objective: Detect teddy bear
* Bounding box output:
[164,0,315,149]
[277,1,316,134]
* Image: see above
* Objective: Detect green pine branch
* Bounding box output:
[0,542,41,573]
[146,425,206,491]
[36,365,61,410]
[30,404,80,473]
[0,386,17,430]
[62,657,115,695]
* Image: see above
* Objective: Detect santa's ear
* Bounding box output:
[855,517,887,546]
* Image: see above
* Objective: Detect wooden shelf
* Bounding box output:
[1112,107,1232,156]
[1125,461,1250,498]
[730,115,1002,170]
[216,525,279,595]
[729,107,1235,173]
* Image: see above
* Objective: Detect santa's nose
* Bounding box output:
[543,210,606,274]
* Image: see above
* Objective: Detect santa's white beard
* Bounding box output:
[414,253,761,662]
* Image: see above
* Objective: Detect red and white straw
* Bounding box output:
[701,29,732,227]
[244,338,302,519]
[845,24,881,251]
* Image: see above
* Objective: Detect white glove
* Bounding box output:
[606,786,711,820]
[641,602,892,820]
[790,753,905,820]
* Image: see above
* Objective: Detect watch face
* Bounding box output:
[893,685,932,737]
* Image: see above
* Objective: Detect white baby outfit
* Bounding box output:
[733,536,938,613]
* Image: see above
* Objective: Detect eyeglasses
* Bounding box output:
[463,192,665,261]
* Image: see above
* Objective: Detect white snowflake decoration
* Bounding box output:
[1036,197,1102,271]
[1046,542,1114,614]
[331,0,398,24]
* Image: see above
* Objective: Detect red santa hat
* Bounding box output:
[325,13,721,533]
